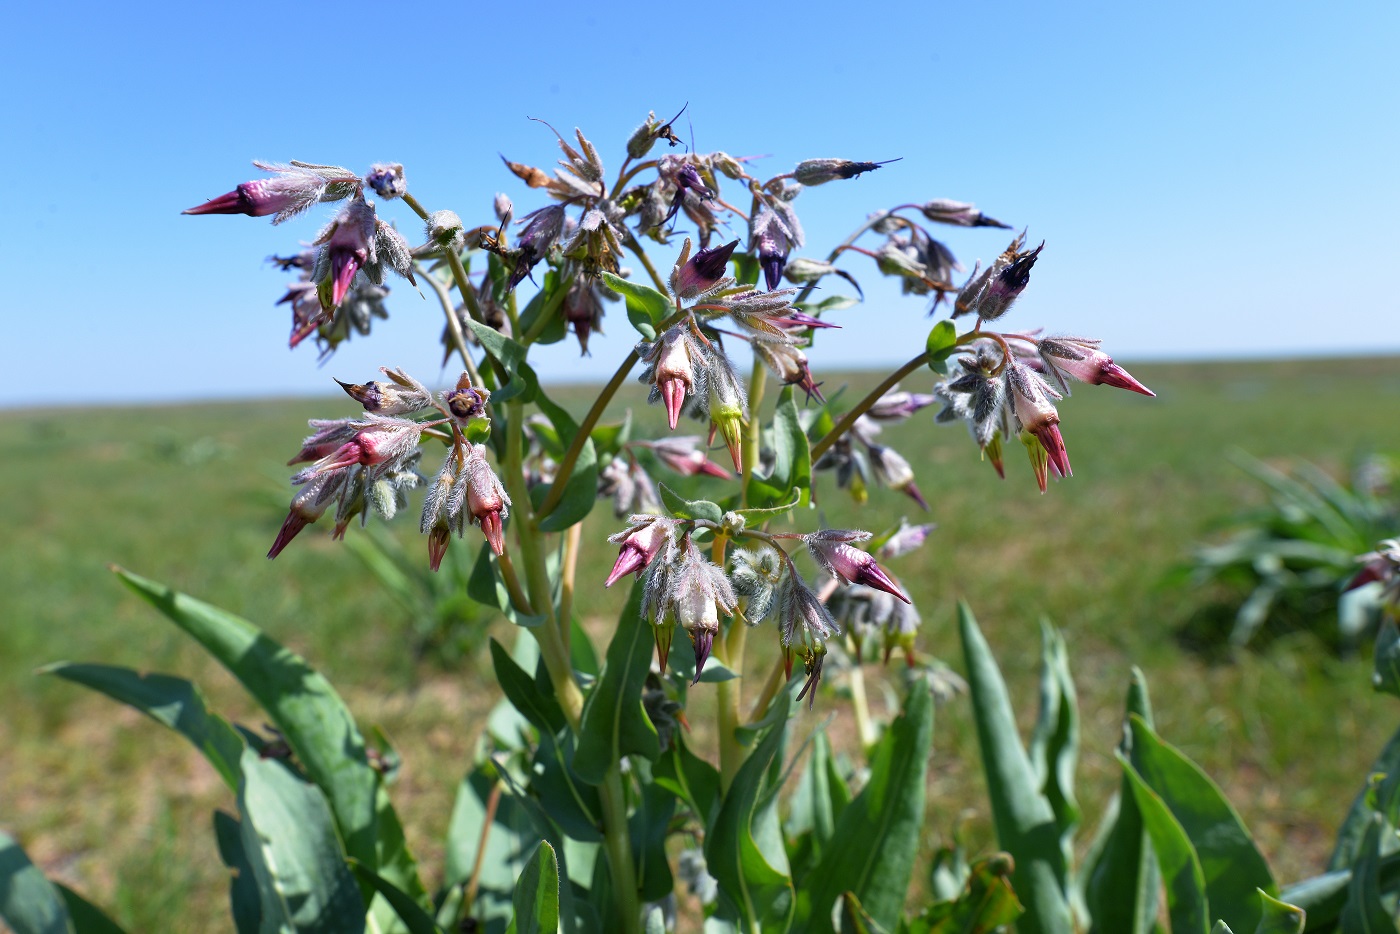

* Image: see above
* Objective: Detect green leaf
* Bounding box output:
[462,318,538,403]
[237,749,365,934]
[214,811,262,934]
[530,729,603,843]
[1027,622,1081,869]
[1082,668,1159,934]
[1375,617,1400,699]
[491,639,568,737]
[41,663,244,791]
[517,270,571,346]
[915,853,1025,934]
[799,683,933,933]
[925,321,959,375]
[1119,752,1210,934]
[658,482,724,523]
[349,865,444,934]
[602,272,670,340]
[731,254,761,287]
[770,386,812,507]
[653,732,722,829]
[468,546,547,627]
[956,603,1073,934]
[590,411,632,461]
[573,582,661,784]
[736,490,803,526]
[1127,716,1276,933]
[630,780,677,902]
[795,293,860,315]
[837,892,890,934]
[1339,814,1399,934]
[54,885,124,934]
[442,765,539,928]
[784,729,851,881]
[705,687,796,932]
[114,568,385,880]
[1330,722,1400,871]
[1253,889,1305,934]
[532,389,599,532]
[1281,852,1400,930]
[0,829,73,934]
[505,842,560,934]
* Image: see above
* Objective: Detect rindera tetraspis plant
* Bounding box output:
[3,114,1198,933]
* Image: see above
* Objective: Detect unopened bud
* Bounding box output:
[792,157,899,186]
[365,163,406,199]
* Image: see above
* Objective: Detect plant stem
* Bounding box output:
[599,767,642,934]
[558,522,582,654]
[624,230,670,293]
[715,616,748,792]
[520,272,575,347]
[400,192,431,222]
[495,551,533,615]
[810,351,931,462]
[534,348,638,521]
[847,653,877,750]
[418,264,488,403]
[457,778,501,925]
[746,655,787,723]
[740,357,766,508]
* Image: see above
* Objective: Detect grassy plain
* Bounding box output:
[2,355,1398,931]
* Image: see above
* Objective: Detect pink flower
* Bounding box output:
[1037,337,1155,397]
[605,516,672,587]
[301,418,424,476]
[1007,363,1071,479]
[671,239,739,300]
[461,444,511,556]
[640,326,702,430]
[646,438,731,479]
[313,200,377,309]
[804,530,910,604]
[183,161,359,224]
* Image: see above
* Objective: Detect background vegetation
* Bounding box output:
[3,355,1397,931]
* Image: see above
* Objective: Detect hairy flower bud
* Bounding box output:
[1008,363,1071,479]
[461,444,511,555]
[868,445,928,510]
[184,161,359,224]
[792,157,899,186]
[955,234,1043,321]
[646,437,731,479]
[313,199,377,309]
[639,326,702,430]
[335,366,432,416]
[867,388,938,422]
[672,238,739,300]
[805,530,910,604]
[778,572,841,709]
[1037,337,1155,397]
[878,520,937,560]
[606,516,673,586]
[364,163,406,199]
[752,339,823,403]
[426,210,465,252]
[920,199,1010,229]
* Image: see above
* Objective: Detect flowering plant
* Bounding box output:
[6,113,1223,934]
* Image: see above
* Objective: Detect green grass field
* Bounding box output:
[3,356,1399,931]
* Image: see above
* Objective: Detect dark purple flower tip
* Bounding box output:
[761,252,786,291]
[694,239,740,281]
[996,241,1044,294]
[690,628,714,685]
[268,510,313,559]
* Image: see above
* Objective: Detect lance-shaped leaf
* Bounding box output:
[573,582,661,784]
[1119,751,1210,934]
[784,729,852,882]
[1127,716,1276,933]
[602,272,670,340]
[1339,814,1399,934]
[490,639,568,737]
[517,270,571,346]
[0,829,73,934]
[113,568,421,900]
[237,749,365,934]
[658,482,724,523]
[1329,722,1400,871]
[469,546,547,628]
[630,780,676,902]
[1082,667,1158,934]
[506,841,560,934]
[799,682,933,933]
[350,865,444,934]
[957,603,1073,934]
[215,811,263,934]
[54,885,124,934]
[1280,850,1400,930]
[1252,889,1305,934]
[706,688,797,932]
[532,389,599,531]
[1027,621,1080,869]
[41,663,244,791]
[653,731,722,830]
[463,317,538,403]
[770,386,812,507]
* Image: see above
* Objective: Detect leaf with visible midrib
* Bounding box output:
[573,582,660,784]
[798,682,933,933]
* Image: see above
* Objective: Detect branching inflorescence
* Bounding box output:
[184,111,1157,932]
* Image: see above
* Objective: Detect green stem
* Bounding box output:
[810,351,930,462]
[715,618,748,791]
[599,768,641,934]
[520,272,576,346]
[416,264,489,411]
[793,208,902,307]
[624,231,670,293]
[847,652,877,750]
[740,357,767,508]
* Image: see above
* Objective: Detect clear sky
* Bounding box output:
[4,0,1397,407]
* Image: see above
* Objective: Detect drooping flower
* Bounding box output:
[703,346,747,471]
[606,515,674,586]
[919,199,1010,229]
[364,163,406,199]
[752,339,823,403]
[312,199,378,310]
[749,187,804,290]
[640,538,735,680]
[645,437,731,479]
[1036,337,1155,397]
[508,204,567,289]
[183,161,360,224]
[868,444,929,510]
[268,470,348,559]
[778,572,841,709]
[804,530,910,603]
[458,443,512,556]
[878,520,937,560]
[638,326,705,430]
[1006,362,1071,479]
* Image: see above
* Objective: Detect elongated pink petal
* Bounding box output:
[268,511,313,559]
[1099,363,1155,397]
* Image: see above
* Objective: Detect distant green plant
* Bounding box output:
[1184,451,1396,648]
[342,525,491,664]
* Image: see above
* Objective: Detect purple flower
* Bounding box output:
[955,234,1044,321]
[646,437,732,479]
[462,444,511,556]
[878,520,937,560]
[672,239,739,299]
[804,530,910,604]
[606,516,672,587]
[1007,363,1071,479]
[364,163,406,199]
[866,388,938,422]
[509,204,567,289]
[335,367,432,416]
[1036,337,1155,397]
[184,161,360,224]
[752,339,823,403]
[748,191,804,290]
[312,199,378,309]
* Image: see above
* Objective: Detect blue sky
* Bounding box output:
[4,0,1397,407]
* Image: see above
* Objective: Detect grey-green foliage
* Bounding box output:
[1185,452,1395,647]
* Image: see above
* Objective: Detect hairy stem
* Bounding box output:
[715,617,748,792]
[810,351,930,462]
